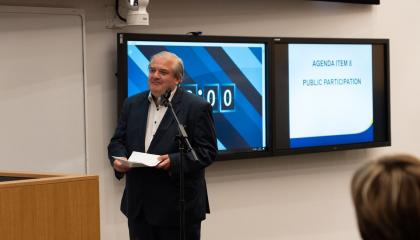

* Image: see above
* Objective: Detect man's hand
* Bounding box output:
[156,154,171,170]
[113,157,131,173]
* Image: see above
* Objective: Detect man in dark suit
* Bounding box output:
[108,51,217,240]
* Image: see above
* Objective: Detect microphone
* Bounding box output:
[160,89,171,107]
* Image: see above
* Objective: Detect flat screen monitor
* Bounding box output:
[273,38,390,154]
[117,34,271,159]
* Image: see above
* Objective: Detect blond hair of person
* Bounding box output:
[351,154,420,240]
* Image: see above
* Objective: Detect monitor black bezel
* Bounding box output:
[271,37,391,156]
[116,33,273,160]
[312,0,380,4]
[116,34,391,160]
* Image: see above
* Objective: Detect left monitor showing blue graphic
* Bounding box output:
[122,37,268,154]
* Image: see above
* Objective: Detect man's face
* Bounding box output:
[148,55,181,97]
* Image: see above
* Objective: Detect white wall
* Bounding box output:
[1,0,419,239]
[0,7,87,174]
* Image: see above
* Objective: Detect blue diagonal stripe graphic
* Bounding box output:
[223,46,265,95]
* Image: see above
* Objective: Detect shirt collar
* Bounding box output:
[148,86,177,106]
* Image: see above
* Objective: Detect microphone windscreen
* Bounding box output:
[163,89,171,99]
[160,89,172,106]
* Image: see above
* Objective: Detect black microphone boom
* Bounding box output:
[160,89,171,107]
[162,88,199,240]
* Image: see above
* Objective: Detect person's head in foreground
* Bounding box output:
[351,154,420,240]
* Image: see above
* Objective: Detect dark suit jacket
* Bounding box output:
[108,88,217,226]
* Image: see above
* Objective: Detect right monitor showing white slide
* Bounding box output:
[272,38,390,154]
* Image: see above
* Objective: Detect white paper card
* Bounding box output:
[113,151,160,168]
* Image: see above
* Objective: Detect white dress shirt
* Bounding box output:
[144,87,177,152]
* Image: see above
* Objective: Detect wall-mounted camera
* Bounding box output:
[106,0,149,28]
[126,0,149,26]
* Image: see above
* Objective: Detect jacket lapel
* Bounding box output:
[147,88,184,152]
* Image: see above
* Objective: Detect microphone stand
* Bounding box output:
[162,96,198,240]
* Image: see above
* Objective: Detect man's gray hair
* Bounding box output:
[149,51,184,81]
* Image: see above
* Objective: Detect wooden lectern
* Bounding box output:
[0,172,100,240]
